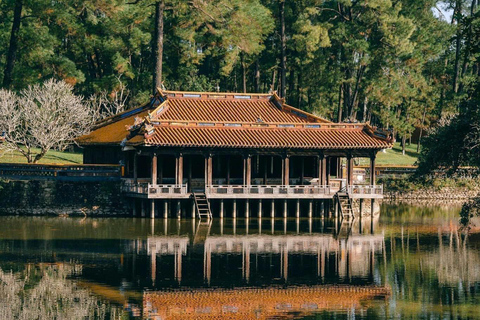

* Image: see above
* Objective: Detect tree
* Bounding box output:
[0,79,96,163]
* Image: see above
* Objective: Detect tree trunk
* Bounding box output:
[452,0,463,93]
[337,84,343,123]
[402,136,406,156]
[459,0,477,93]
[153,0,165,95]
[241,53,247,93]
[3,0,23,88]
[254,60,260,92]
[417,108,427,153]
[279,0,286,98]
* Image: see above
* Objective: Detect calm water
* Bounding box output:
[1,203,479,319]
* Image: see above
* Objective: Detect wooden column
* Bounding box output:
[295,199,300,218]
[318,154,326,185]
[325,157,330,185]
[233,199,237,218]
[282,155,290,185]
[163,201,168,219]
[283,200,288,218]
[151,153,158,185]
[205,154,213,187]
[370,153,376,186]
[158,157,163,184]
[258,200,262,218]
[226,155,231,185]
[346,154,354,186]
[133,153,138,184]
[188,157,192,192]
[220,199,224,218]
[263,156,268,184]
[243,155,252,186]
[176,154,183,185]
[271,200,275,218]
[308,200,313,218]
[300,157,305,185]
[245,199,250,218]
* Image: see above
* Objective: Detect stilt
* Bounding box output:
[296,199,300,218]
[258,200,262,218]
[271,200,275,218]
[150,200,155,219]
[245,199,250,218]
[163,201,168,219]
[141,200,146,218]
[359,199,364,217]
[233,199,237,219]
[283,200,287,218]
[220,199,224,219]
[133,200,137,217]
[176,200,181,219]
[308,200,313,218]
[371,199,375,234]
[191,200,196,219]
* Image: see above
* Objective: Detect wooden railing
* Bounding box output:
[0,163,122,181]
[206,185,332,197]
[122,181,189,197]
[347,185,383,196]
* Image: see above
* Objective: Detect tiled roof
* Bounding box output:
[78,90,393,150]
[142,123,391,149]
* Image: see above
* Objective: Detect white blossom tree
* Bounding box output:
[0,79,97,163]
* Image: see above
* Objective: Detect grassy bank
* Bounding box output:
[0,148,82,165]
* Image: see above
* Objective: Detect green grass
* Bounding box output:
[0,148,83,165]
[357,142,420,166]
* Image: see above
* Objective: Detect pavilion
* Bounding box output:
[77,89,393,219]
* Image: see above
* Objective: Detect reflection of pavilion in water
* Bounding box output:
[145,218,385,286]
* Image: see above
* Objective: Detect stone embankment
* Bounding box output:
[384,187,480,201]
[0,180,129,216]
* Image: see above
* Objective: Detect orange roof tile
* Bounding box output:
[142,124,391,149]
[77,90,393,150]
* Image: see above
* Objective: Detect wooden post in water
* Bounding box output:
[296,199,300,218]
[176,200,181,219]
[245,199,250,218]
[141,200,146,217]
[150,200,155,219]
[191,199,196,219]
[271,200,275,218]
[163,200,168,219]
[308,200,313,218]
[233,199,237,218]
[258,200,262,218]
[283,200,288,218]
[220,199,224,218]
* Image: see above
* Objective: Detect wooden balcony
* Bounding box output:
[122,181,190,199]
[122,180,383,200]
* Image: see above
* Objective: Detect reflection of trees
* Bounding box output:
[0,264,124,320]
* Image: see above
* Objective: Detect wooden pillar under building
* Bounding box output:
[271,200,275,218]
[133,199,137,217]
[370,153,376,186]
[176,200,181,219]
[141,200,145,217]
[163,201,168,219]
[150,200,155,219]
[233,199,237,218]
[258,200,262,218]
[283,200,287,218]
[308,200,313,218]
[191,200,196,219]
[151,153,157,185]
[220,200,224,218]
[346,154,354,186]
[359,199,364,216]
[245,199,250,218]
[296,199,300,218]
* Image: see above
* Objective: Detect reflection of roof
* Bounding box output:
[143,285,390,320]
[78,90,393,151]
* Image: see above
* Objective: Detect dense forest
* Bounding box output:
[0,0,479,154]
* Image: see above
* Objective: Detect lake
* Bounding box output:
[0,202,479,319]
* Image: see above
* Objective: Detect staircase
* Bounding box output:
[334,188,355,219]
[193,192,212,220]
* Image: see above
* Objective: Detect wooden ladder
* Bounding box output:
[334,188,355,219]
[193,192,212,220]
